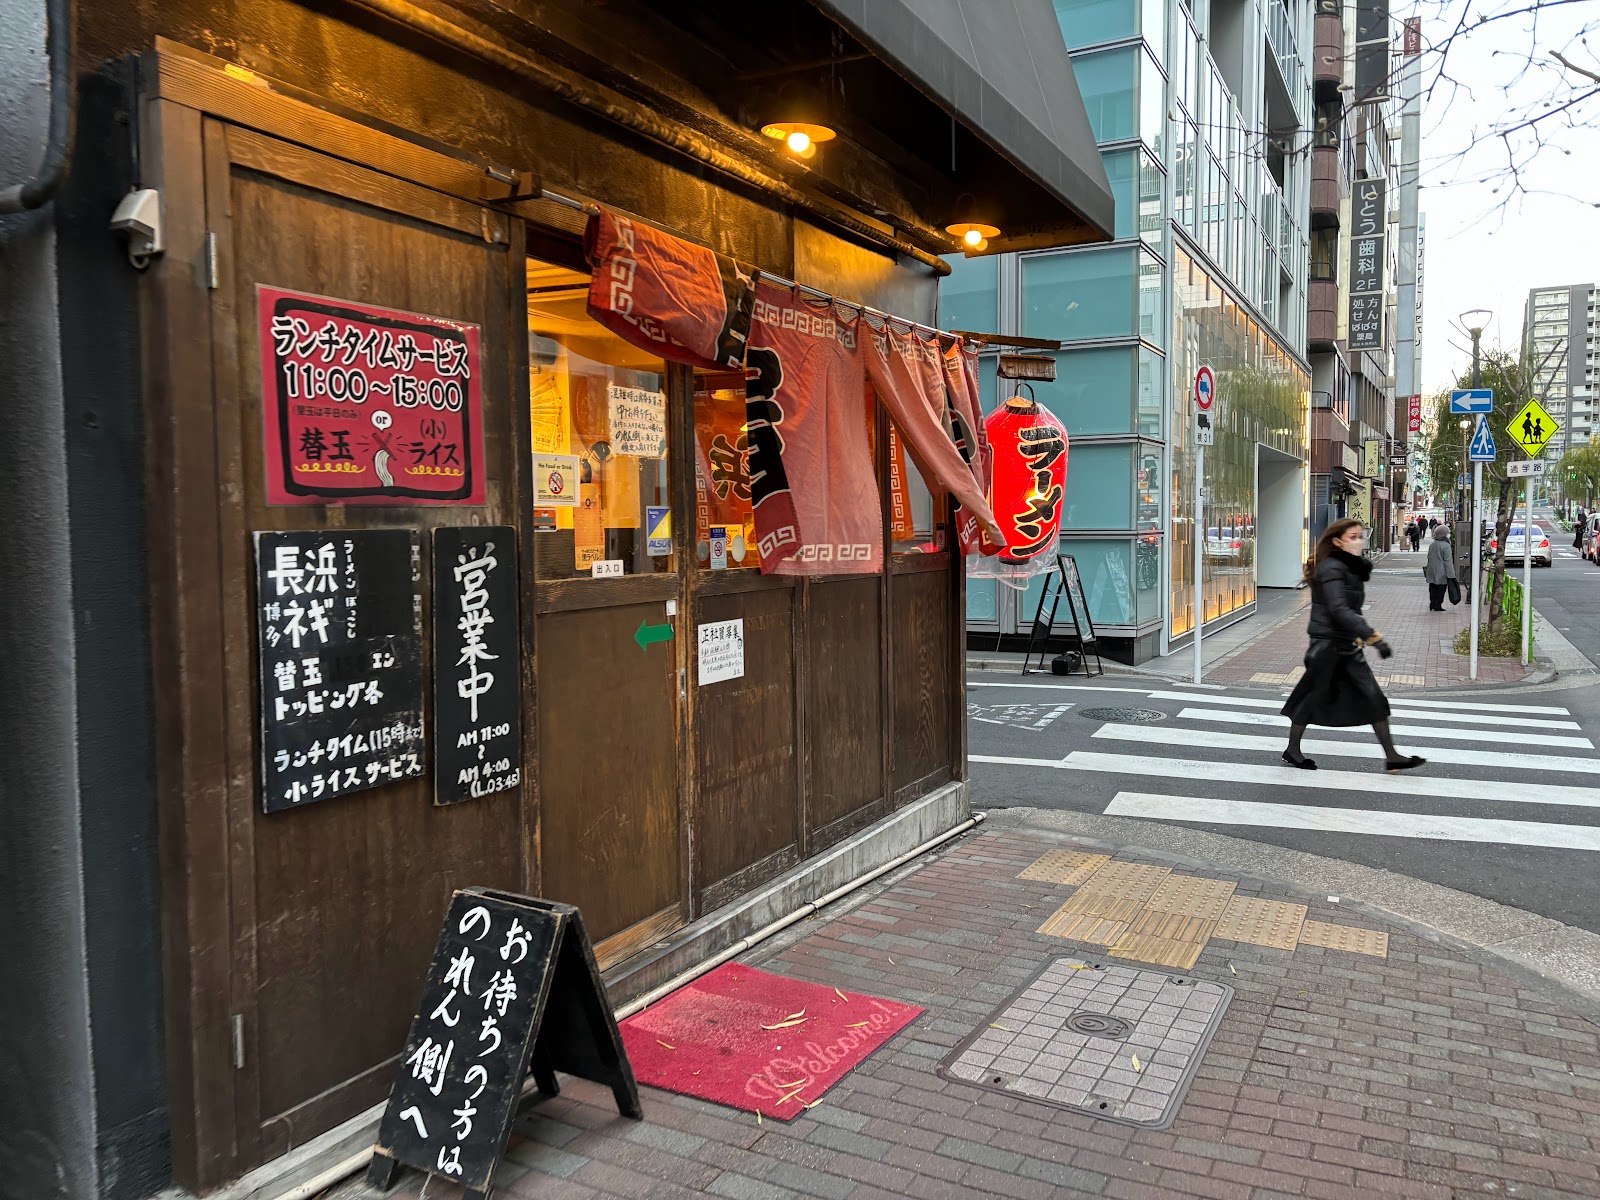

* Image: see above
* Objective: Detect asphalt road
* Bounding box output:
[1523,506,1600,667]
[967,657,1600,937]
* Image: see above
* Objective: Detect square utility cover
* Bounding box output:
[938,958,1231,1129]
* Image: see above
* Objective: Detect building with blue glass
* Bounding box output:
[949,0,1316,662]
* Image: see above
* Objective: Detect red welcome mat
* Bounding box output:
[619,963,922,1120]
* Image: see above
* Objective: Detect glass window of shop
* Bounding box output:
[1023,245,1165,344]
[1033,344,1168,436]
[1072,46,1165,152]
[939,254,999,335]
[1020,538,1154,628]
[1169,248,1309,637]
[528,257,673,578]
[1053,0,1166,58]
[1061,442,1134,531]
[1104,148,1167,247]
[1052,0,1135,47]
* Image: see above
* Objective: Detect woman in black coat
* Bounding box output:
[1281,518,1426,772]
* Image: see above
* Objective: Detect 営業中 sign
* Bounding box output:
[368,889,641,1199]
[432,527,521,806]
[254,529,425,813]
[258,287,484,505]
[697,618,745,685]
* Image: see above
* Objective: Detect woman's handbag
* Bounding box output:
[1447,577,1462,605]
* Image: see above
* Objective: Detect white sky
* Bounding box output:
[1413,0,1600,391]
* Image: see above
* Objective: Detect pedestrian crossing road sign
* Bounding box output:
[1468,414,1497,462]
[1508,398,1559,458]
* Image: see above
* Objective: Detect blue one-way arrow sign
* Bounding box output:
[1451,388,1493,414]
[1469,414,1497,461]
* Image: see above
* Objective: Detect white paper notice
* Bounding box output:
[697,619,745,685]
[608,384,667,458]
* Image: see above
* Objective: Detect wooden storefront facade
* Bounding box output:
[23,3,1113,1194]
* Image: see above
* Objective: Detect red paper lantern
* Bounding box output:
[984,397,1069,563]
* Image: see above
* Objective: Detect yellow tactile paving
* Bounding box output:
[1106,931,1213,971]
[1071,860,1173,902]
[1213,896,1308,951]
[1298,920,1389,958]
[1018,849,1113,886]
[1055,892,1147,923]
[1037,907,1130,945]
[1143,874,1238,920]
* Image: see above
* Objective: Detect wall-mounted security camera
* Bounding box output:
[110,188,164,268]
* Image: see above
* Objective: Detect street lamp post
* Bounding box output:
[1460,308,1492,681]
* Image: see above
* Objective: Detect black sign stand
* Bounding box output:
[367,889,641,1199]
[1021,554,1104,679]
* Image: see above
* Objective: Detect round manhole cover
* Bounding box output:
[1066,1011,1133,1040]
[1078,707,1168,723]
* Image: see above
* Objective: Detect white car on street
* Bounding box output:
[1490,522,1552,567]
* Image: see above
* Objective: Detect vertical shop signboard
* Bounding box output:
[1353,0,1391,103]
[254,529,425,813]
[259,286,486,505]
[1348,179,1386,352]
[432,526,521,806]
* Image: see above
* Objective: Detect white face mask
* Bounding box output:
[1337,532,1365,553]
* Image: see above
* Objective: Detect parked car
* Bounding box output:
[1489,522,1552,567]
[1585,514,1600,562]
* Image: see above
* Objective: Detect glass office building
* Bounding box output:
[954,0,1313,661]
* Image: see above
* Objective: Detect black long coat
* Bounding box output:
[1282,549,1389,727]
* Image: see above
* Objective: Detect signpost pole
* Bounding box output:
[1523,476,1534,665]
[1469,460,1482,680]
[1193,441,1204,686]
[1191,364,1215,687]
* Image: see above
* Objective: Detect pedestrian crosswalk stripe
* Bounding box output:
[1091,723,1600,775]
[1173,706,1594,749]
[1389,697,1571,716]
[1152,691,1573,720]
[1059,751,1600,810]
[969,682,1157,696]
[971,753,1065,768]
[1102,793,1600,852]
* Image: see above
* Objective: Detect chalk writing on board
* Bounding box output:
[255,529,425,813]
[433,527,521,805]
[369,890,642,1198]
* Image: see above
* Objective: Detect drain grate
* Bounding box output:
[1079,707,1168,722]
[939,958,1232,1129]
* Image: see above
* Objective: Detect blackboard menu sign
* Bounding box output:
[254,529,424,813]
[369,890,641,1199]
[1060,553,1094,641]
[432,526,521,805]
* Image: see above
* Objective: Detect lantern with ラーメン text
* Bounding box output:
[984,390,1069,564]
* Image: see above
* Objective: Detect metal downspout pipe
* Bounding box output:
[0,0,76,212]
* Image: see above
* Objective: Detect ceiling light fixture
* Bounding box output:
[761,120,836,160]
[945,193,1001,254]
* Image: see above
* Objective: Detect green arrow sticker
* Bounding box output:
[634,619,673,651]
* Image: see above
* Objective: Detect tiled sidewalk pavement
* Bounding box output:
[358,822,1600,1200]
[1206,564,1536,690]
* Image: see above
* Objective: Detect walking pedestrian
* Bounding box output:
[1281,518,1426,773]
[1424,524,1456,610]
[1574,507,1586,550]
[1428,517,1438,531]
[1405,520,1421,551]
